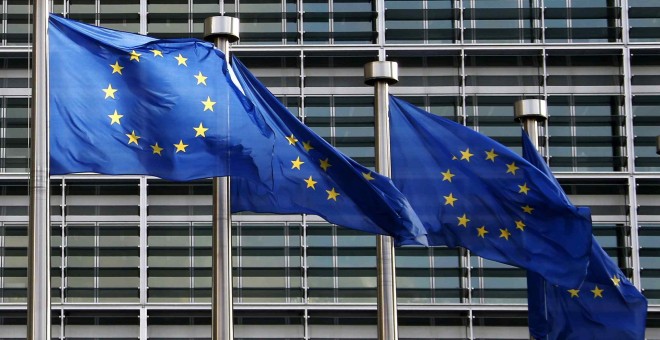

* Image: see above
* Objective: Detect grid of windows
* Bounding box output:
[0,0,657,338]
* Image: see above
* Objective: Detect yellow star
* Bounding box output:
[452,155,458,160]
[129,50,141,62]
[567,289,580,298]
[444,193,458,207]
[304,176,317,189]
[611,275,621,287]
[457,214,470,228]
[320,158,332,171]
[107,110,123,125]
[477,226,488,238]
[110,61,123,75]
[193,122,209,137]
[102,84,117,99]
[499,228,511,241]
[363,172,374,181]
[522,205,534,214]
[151,143,163,155]
[291,156,304,170]
[175,53,188,66]
[441,169,455,182]
[326,188,340,201]
[303,141,314,152]
[286,134,298,145]
[194,71,207,85]
[506,162,520,175]
[518,183,530,195]
[515,220,526,231]
[174,140,188,153]
[485,148,498,162]
[151,49,163,57]
[201,96,216,111]
[591,285,604,298]
[460,148,473,161]
[126,130,140,145]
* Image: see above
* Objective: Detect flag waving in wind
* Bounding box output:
[522,130,648,340]
[49,14,275,182]
[389,95,592,287]
[49,14,428,245]
[229,58,427,246]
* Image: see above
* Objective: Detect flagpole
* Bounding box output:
[514,99,547,150]
[656,135,660,155]
[514,98,548,340]
[204,16,239,340]
[364,61,399,340]
[28,0,51,338]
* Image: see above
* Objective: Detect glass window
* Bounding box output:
[544,1,620,42]
[148,223,192,302]
[2,98,29,173]
[397,247,464,304]
[386,0,458,43]
[307,223,335,302]
[628,0,660,41]
[390,54,461,96]
[147,180,212,218]
[547,96,626,172]
[464,54,544,97]
[236,222,303,303]
[65,180,140,218]
[303,0,376,44]
[559,178,629,223]
[101,0,140,32]
[466,96,522,150]
[463,0,540,43]
[639,224,660,303]
[65,224,139,303]
[632,96,660,171]
[471,257,526,304]
[147,0,190,38]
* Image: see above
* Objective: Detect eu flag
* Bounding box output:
[389,95,591,286]
[49,15,428,244]
[522,131,648,340]
[49,14,274,182]
[229,58,428,246]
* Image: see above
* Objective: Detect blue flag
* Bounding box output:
[229,58,428,246]
[49,14,274,182]
[389,95,592,286]
[522,131,648,340]
[49,15,428,245]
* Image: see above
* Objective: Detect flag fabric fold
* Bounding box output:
[388,95,592,286]
[49,14,274,182]
[49,15,428,245]
[522,131,647,340]
[229,58,428,246]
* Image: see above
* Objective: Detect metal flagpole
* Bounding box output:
[514,99,547,150]
[204,16,239,340]
[514,98,548,340]
[28,0,51,338]
[364,61,399,340]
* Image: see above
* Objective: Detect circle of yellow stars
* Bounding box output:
[441,146,535,243]
[103,48,216,156]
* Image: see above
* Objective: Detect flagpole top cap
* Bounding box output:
[656,135,660,155]
[514,99,548,122]
[204,16,240,42]
[364,61,399,86]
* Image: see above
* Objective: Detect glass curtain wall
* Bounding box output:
[0,0,657,338]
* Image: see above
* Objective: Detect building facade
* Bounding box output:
[0,0,659,338]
